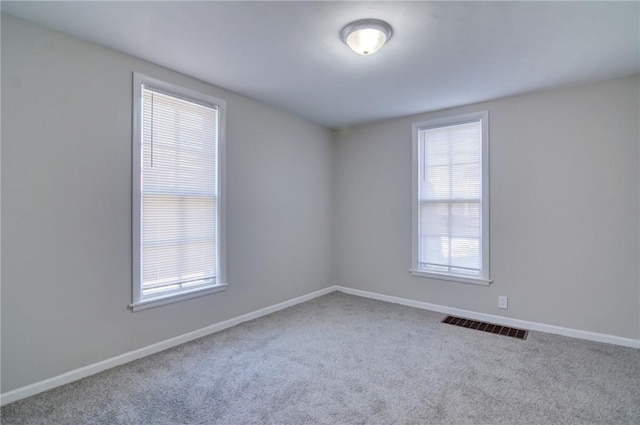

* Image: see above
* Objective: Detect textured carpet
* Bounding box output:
[2,292,639,424]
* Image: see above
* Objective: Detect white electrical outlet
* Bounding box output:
[498,296,508,309]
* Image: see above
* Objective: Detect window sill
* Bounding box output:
[410,269,492,286]
[129,283,228,312]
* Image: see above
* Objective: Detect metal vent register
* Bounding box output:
[442,315,528,340]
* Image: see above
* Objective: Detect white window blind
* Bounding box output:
[131,73,227,311]
[141,87,218,297]
[412,112,490,284]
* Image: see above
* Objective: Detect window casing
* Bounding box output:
[411,111,490,285]
[131,73,227,311]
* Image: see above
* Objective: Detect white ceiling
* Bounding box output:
[2,1,639,129]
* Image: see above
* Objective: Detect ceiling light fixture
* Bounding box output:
[340,19,393,56]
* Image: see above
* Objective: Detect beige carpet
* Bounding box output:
[2,292,639,424]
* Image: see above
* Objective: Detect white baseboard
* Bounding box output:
[0,286,336,406]
[3,284,638,406]
[334,286,640,349]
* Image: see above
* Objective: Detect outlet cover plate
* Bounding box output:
[498,296,508,309]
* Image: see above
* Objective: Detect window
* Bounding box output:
[131,73,227,311]
[411,111,490,285]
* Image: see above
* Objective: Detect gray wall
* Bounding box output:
[333,74,640,340]
[1,15,333,392]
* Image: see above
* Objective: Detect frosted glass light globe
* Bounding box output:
[341,19,393,56]
[345,28,388,56]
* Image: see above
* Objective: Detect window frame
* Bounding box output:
[410,111,491,286]
[130,72,227,311]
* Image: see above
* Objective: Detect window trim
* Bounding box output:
[130,72,227,311]
[410,111,491,286]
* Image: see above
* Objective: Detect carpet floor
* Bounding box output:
[2,292,639,424]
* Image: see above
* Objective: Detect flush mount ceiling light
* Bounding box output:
[340,19,393,56]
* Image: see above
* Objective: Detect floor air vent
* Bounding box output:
[441,315,528,340]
